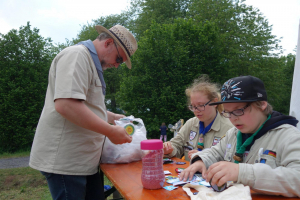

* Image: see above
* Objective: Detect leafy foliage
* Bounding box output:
[117,19,224,138]
[0,0,296,150]
[189,0,282,76]
[71,0,295,137]
[269,54,295,114]
[130,0,190,37]
[0,22,57,152]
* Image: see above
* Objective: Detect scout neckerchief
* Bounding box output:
[77,40,106,95]
[233,114,271,163]
[197,112,217,150]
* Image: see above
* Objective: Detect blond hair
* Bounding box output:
[251,101,273,115]
[185,75,223,113]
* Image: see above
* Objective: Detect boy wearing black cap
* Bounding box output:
[179,75,300,197]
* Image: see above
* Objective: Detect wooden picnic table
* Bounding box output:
[100,157,299,200]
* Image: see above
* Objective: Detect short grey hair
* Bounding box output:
[97,32,113,41]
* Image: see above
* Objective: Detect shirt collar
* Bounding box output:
[77,39,103,72]
[199,111,218,135]
[76,40,106,95]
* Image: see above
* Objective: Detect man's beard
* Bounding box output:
[100,60,109,70]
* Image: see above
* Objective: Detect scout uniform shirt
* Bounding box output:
[167,112,233,161]
[191,120,300,197]
[30,44,107,175]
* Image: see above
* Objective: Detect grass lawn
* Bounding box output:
[0,150,31,159]
[0,152,115,200]
[0,166,52,200]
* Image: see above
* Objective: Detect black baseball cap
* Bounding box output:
[210,75,267,105]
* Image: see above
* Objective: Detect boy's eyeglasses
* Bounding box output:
[114,42,123,64]
[221,104,250,118]
[188,100,212,112]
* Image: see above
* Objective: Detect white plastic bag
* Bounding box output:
[183,183,251,200]
[100,115,147,163]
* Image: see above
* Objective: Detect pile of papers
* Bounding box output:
[165,174,211,187]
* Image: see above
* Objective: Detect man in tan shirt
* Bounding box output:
[29,25,137,200]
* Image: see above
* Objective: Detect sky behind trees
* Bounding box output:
[0,0,299,55]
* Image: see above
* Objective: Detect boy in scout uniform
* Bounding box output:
[180,75,300,197]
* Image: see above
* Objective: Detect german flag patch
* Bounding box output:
[263,150,276,158]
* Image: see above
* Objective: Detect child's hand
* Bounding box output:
[188,149,199,159]
[163,141,173,154]
[179,160,207,182]
[205,161,239,187]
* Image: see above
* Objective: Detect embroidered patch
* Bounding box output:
[189,131,197,140]
[263,150,276,158]
[212,137,221,146]
[260,158,266,164]
[243,151,249,161]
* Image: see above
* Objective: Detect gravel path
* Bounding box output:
[0,156,30,169]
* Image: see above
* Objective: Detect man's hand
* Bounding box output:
[108,125,132,144]
[205,161,239,187]
[188,149,199,159]
[55,98,131,145]
[113,114,126,124]
[107,111,126,125]
[163,141,173,154]
[179,160,207,182]
[110,113,126,125]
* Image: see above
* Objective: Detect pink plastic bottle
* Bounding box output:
[141,139,165,189]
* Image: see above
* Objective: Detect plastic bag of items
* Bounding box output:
[100,115,147,163]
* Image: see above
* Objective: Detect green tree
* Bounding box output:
[130,0,190,37]
[128,0,282,79]
[187,0,292,114]
[72,0,292,130]
[117,19,223,138]
[0,22,56,152]
[188,0,282,78]
[273,54,295,114]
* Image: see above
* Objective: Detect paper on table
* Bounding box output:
[164,170,172,175]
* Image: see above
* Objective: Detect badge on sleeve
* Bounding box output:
[189,131,197,140]
[243,151,249,161]
[260,158,266,164]
[212,136,221,146]
[263,150,276,158]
